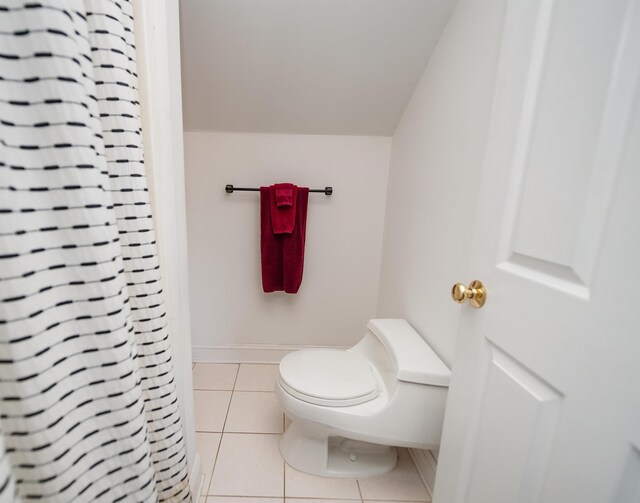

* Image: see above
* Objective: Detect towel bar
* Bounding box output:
[225,184,333,195]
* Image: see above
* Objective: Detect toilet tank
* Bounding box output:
[366,319,450,387]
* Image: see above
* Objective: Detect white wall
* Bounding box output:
[185,132,391,356]
[377,0,507,368]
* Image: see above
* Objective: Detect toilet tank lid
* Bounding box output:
[367,319,450,387]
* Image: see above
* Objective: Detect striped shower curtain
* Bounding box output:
[0,1,191,501]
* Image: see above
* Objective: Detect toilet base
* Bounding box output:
[280,420,398,478]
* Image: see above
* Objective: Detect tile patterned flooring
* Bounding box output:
[193,363,432,503]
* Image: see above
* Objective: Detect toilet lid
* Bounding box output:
[278,349,379,407]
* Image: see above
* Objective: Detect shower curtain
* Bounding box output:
[0,1,191,501]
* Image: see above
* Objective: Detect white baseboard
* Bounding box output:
[192,343,347,364]
[189,452,204,501]
[409,448,438,498]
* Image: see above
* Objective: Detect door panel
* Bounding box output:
[615,446,640,503]
[510,1,625,271]
[463,343,562,503]
[433,0,640,502]
[497,0,639,297]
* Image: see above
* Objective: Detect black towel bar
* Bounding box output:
[225,184,333,195]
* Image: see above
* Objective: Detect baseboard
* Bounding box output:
[409,448,438,498]
[189,452,204,501]
[192,343,347,364]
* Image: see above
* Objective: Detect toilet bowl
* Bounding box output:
[275,319,450,478]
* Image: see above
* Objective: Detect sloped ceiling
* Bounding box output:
[179,0,456,136]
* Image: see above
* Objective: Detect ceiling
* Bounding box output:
[179,0,456,136]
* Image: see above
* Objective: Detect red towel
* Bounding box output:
[275,184,295,207]
[260,185,309,293]
[270,183,297,234]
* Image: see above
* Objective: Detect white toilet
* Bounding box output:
[275,318,450,478]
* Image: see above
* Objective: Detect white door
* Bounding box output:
[433,1,640,502]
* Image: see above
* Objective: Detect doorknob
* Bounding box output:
[451,280,486,308]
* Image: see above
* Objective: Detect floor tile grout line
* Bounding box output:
[234,362,278,392]
[193,388,233,434]
[356,479,364,503]
[281,497,362,502]
[232,363,241,392]
[206,364,240,496]
[284,498,361,501]
[203,432,222,497]
[193,388,233,391]
[197,431,285,435]
[193,362,240,392]
[222,365,241,433]
[230,389,276,393]
[226,370,283,434]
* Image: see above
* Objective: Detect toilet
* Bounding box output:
[275,318,450,478]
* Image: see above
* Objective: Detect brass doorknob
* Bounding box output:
[451,280,486,308]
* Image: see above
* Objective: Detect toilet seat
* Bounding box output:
[279,349,379,407]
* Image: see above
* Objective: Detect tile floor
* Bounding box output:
[193,363,432,503]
